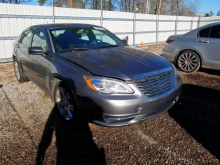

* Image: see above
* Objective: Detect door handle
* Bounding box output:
[198,40,209,43]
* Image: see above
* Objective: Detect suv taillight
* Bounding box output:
[166,39,174,44]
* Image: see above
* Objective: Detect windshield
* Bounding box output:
[49,26,124,52]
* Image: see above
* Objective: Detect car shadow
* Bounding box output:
[169,84,220,160]
[199,68,220,76]
[36,106,106,165]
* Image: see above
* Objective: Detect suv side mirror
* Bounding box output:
[121,39,128,45]
[28,47,44,55]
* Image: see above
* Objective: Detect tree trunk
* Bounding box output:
[145,0,149,14]
[171,0,175,15]
[100,0,102,10]
[129,0,133,12]
[95,0,98,9]
[155,0,159,14]
[108,0,112,10]
[157,0,162,15]
[125,0,128,12]
[122,0,125,11]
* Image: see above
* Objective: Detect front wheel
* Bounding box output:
[55,84,76,120]
[177,50,200,73]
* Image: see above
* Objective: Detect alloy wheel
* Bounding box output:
[178,52,200,72]
[55,86,74,120]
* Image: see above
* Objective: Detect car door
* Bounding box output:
[29,29,51,92]
[18,30,34,77]
[197,25,220,69]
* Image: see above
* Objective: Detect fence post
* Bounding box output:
[175,16,178,35]
[100,10,103,27]
[133,11,136,46]
[197,16,201,28]
[52,0,55,23]
[100,0,103,27]
[156,14,159,45]
[190,20,193,31]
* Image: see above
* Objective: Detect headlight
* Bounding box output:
[84,76,134,94]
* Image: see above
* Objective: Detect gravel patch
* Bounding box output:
[0,45,220,164]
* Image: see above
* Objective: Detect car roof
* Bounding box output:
[199,22,220,29]
[27,23,100,30]
[183,21,220,37]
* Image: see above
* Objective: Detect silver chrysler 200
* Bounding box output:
[162,22,220,73]
[13,24,182,126]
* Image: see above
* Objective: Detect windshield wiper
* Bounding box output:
[57,48,89,52]
[95,45,120,49]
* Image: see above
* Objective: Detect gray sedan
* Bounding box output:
[13,23,181,126]
[162,22,220,72]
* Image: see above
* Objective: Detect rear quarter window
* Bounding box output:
[20,30,33,46]
[210,25,220,38]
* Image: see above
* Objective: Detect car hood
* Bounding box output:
[59,46,172,80]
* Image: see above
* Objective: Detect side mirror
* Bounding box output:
[121,39,128,45]
[28,47,44,55]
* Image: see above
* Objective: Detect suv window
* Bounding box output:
[20,30,32,46]
[51,30,65,38]
[210,25,220,38]
[92,29,117,45]
[32,29,47,51]
[198,27,211,38]
[77,29,89,41]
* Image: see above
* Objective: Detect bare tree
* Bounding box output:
[129,0,134,12]
[36,0,200,16]
[155,0,162,15]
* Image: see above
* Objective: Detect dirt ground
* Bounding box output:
[0,44,220,165]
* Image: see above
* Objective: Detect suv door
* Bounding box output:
[18,30,33,76]
[29,29,51,92]
[197,25,220,69]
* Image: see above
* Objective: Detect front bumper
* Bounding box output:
[77,76,182,127]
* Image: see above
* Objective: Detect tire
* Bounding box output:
[13,57,29,83]
[54,81,77,121]
[177,50,200,73]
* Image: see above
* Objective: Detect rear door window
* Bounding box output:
[210,25,220,39]
[198,27,211,38]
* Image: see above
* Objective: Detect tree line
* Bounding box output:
[2,0,220,17]
[38,0,200,16]
[204,10,220,17]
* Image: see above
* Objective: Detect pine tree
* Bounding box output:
[217,10,220,16]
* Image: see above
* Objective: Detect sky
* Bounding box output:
[16,0,220,16]
[198,0,220,16]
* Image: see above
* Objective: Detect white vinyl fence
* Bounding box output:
[0,3,220,62]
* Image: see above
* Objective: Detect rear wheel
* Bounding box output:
[55,83,76,120]
[177,50,200,73]
[13,58,29,83]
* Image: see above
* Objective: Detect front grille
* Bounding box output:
[133,68,175,98]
